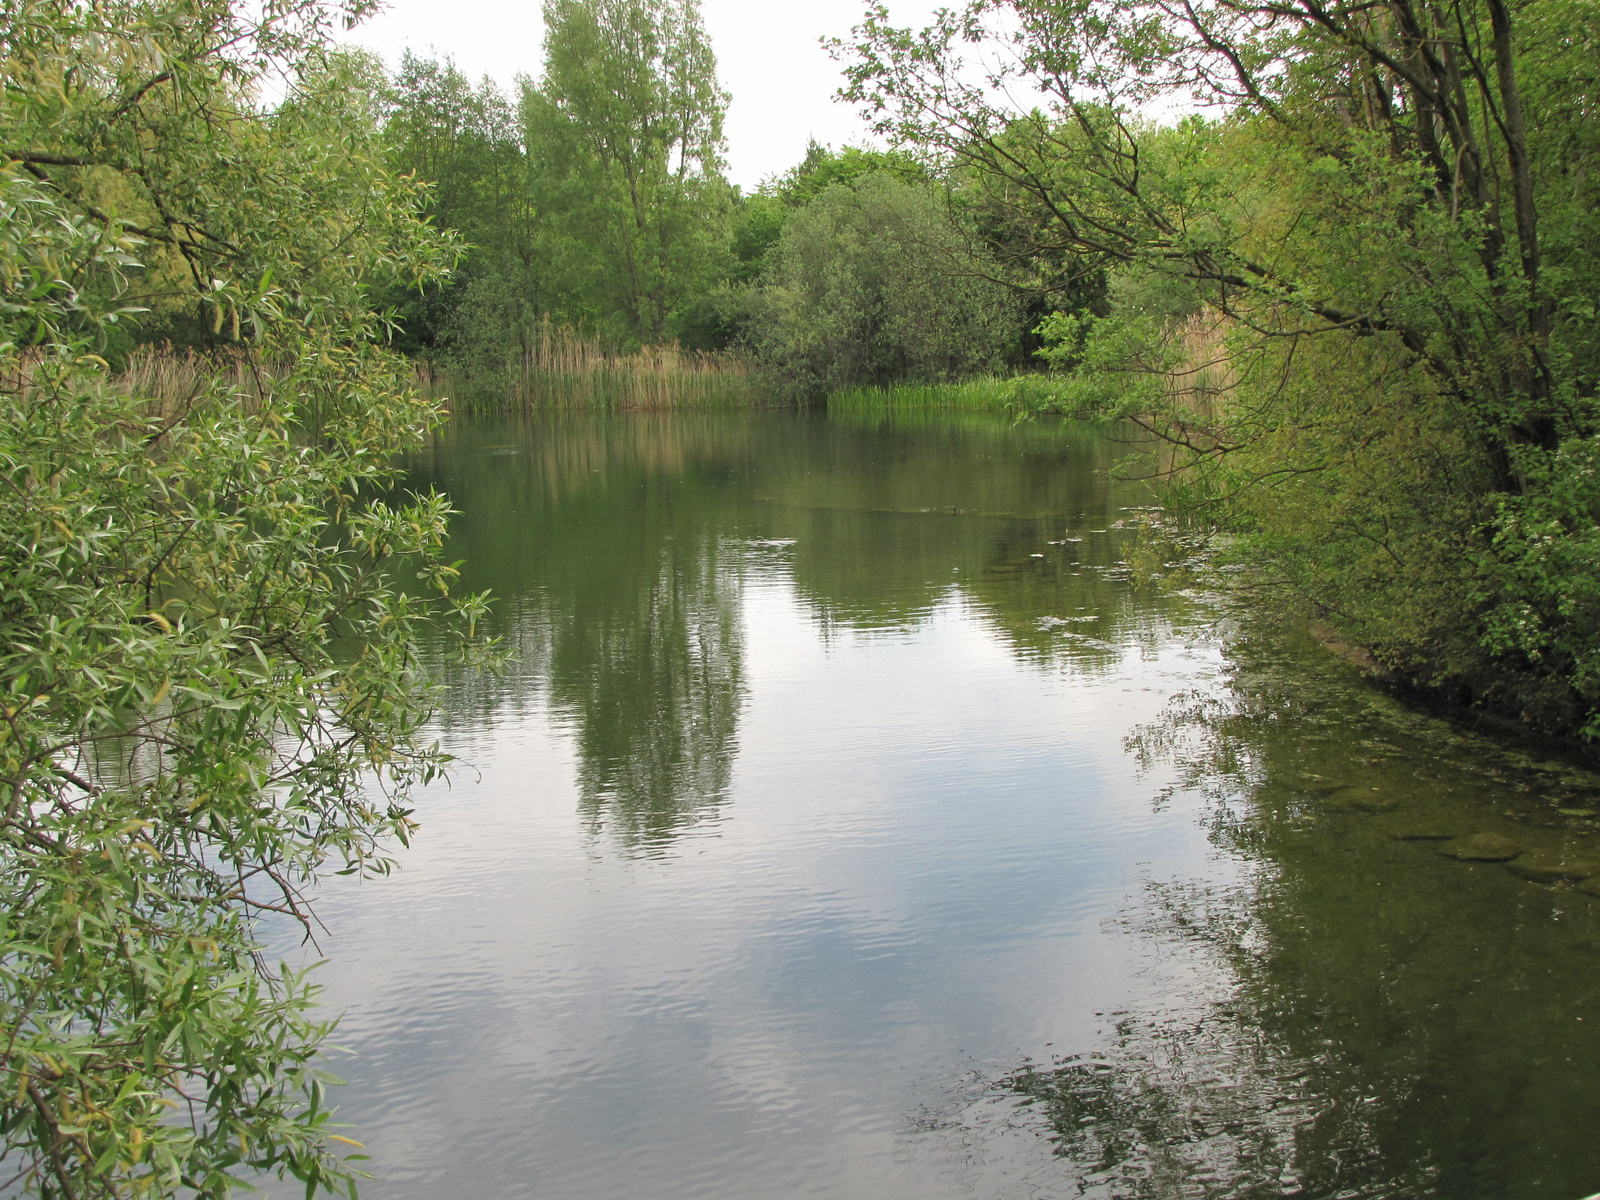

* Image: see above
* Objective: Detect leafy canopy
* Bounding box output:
[0,0,489,1195]
[842,0,1600,735]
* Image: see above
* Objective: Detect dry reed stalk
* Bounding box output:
[424,317,758,413]
[0,346,46,398]
[115,344,271,420]
[0,344,271,421]
[1162,310,1237,420]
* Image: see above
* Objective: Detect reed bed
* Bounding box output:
[98,324,763,424]
[825,377,1017,414]
[114,344,271,418]
[2,344,267,418]
[1161,309,1237,420]
[426,320,765,413]
[119,344,256,398]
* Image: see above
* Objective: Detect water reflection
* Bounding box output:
[558,542,743,844]
[964,615,1600,1200]
[406,416,752,846]
[302,410,1600,1200]
[405,410,1174,848]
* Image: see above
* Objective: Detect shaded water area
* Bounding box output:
[300,410,1600,1200]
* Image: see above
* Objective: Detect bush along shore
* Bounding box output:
[0,0,496,1194]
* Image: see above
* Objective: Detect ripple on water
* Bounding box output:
[282,413,1600,1200]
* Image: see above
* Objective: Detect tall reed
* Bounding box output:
[826,377,1017,414]
[98,344,277,424]
[1160,310,1237,420]
[424,319,764,413]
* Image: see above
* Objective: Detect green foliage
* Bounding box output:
[383,0,736,378]
[722,140,932,295]
[1478,440,1600,728]
[521,0,732,346]
[1,0,451,351]
[762,140,927,208]
[739,173,1021,398]
[843,0,1600,737]
[721,143,942,347]
[0,0,490,1194]
[380,54,538,359]
[725,192,785,285]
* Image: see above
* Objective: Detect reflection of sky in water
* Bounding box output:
[293,561,1235,1198]
[275,413,1600,1200]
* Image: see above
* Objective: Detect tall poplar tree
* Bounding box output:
[524,0,731,345]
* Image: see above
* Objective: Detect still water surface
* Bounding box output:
[301,410,1600,1199]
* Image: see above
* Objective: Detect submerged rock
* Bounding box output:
[1323,786,1400,814]
[1388,825,1461,841]
[1505,853,1600,885]
[1439,833,1523,862]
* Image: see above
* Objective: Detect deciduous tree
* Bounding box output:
[524,0,732,345]
[0,1,487,1194]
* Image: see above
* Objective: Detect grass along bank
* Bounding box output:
[825,377,1019,415]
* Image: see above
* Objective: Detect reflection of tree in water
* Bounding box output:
[420,530,745,851]
[768,414,1204,671]
[977,616,1600,1199]
[416,410,1188,852]
[403,414,753,850]
[549,538,744,848]
[995,879,1394,1200]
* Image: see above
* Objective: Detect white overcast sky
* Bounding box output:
[337,0,949,191]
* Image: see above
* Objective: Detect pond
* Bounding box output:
[298,409,1600,1200]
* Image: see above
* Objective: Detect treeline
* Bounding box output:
[365,12,1045,398]
[75,0,1106,406]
